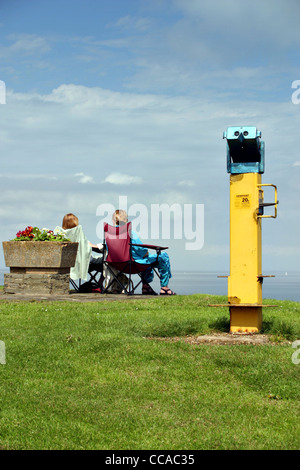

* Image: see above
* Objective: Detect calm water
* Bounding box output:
[1,269,299,301]
[170,271,300,302]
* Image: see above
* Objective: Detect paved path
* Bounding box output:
[0,290,156,303]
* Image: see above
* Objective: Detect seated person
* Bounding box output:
[54,213,103,282]
[112,210,176,295]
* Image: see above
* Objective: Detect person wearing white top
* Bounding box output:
[54,213,103,281]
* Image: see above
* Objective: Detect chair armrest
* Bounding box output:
[92,244,104,253]
[130,243,168,251]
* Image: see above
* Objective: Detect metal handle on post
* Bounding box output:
[257,184,278,218]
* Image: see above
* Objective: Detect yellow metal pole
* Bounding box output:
[228,172,262,333]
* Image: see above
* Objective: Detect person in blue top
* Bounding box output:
[112,210,176,295]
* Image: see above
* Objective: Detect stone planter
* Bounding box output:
[2,241,78,295]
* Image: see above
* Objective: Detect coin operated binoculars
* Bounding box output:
[222,126,278,333]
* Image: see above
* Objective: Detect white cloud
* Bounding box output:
[0,34,50,58]
[74,172,95,184]
[178,180,195,187]
[114,15,152,32]
[103,173,143,185]
[41,83,160,111]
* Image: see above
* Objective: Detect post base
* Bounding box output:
[229,306,262,333]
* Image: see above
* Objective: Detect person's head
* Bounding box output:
[62,213,79,229]
[112,210,128,226]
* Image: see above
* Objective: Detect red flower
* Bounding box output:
[15,226,34,239]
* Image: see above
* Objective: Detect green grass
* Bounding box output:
[0,294,299,450]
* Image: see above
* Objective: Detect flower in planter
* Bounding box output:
[16,226,35,239]
[13,226,70,241]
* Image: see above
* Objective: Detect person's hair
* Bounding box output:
[62,213,79,229]
[112,210,128,226]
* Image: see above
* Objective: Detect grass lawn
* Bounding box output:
[0,294,299,450]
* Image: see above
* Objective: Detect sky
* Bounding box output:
[0,0,299,274]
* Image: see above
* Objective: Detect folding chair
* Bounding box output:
[102,222,168,295]
[54,224,103,293]
[86,247,104,291]
[69,246,104,292]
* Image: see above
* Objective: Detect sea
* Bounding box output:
[0,268,299,302]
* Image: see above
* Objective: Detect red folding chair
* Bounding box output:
[102,222,168,295]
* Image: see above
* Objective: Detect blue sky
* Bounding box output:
[0,0,299,273]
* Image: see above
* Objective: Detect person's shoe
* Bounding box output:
[160,287,176,295]
[142,284,158,295]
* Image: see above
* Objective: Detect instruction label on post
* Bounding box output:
[234,194,251,208]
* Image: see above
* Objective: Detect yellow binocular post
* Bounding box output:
[221,127,278,333]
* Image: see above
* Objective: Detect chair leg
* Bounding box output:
[70,278,79,292]
[129,275,143,294]
[102,264,130,294]
[88,270,104,289]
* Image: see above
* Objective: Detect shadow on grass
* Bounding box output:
[261,318,297,340]
[208,316,297,340]
[209,316,230,333]
[141,316,232,338]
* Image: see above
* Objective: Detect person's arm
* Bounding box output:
[130,231,149,259]
[89,241,104,252]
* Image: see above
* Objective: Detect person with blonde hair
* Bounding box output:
[112,210,176,295]
[112,209,128,226]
